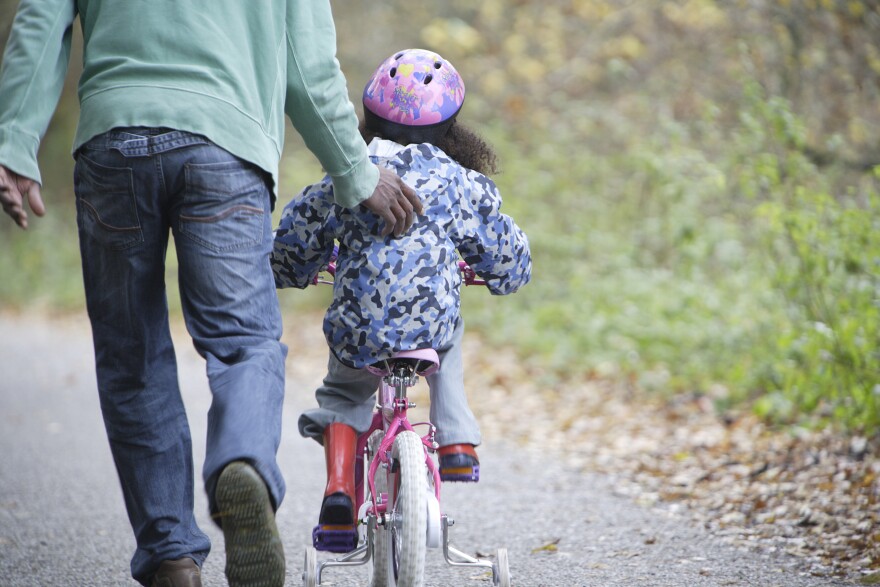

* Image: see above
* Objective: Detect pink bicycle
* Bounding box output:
[302,249,511,587]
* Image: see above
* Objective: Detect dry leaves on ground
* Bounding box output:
[459,336,880,582]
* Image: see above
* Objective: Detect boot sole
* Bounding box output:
[215,462,285,587]
[319,493,355,526]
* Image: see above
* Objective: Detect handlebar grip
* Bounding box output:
[312,245,340,285]
[458,261,486,286]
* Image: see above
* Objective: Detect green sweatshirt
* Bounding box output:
[0,0,379,207]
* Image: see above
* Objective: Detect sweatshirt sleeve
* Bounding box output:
[454,171,532,296]
[272,177,339,289]
[0,0,77,184]
[283,0,379,209]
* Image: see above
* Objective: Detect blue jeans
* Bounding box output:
[74,128,287,585]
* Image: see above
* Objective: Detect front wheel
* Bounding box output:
[383,431,428,587]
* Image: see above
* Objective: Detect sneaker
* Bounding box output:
[150,558,202,587]
[215,462,285,587]
[438,444,480,482]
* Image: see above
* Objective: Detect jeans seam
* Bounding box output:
[155,155,167,203]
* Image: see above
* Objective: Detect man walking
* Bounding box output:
[0,1,420,585]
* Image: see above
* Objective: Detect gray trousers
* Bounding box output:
[298,318,481,448]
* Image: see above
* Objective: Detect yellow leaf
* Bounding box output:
[531,538,561,553]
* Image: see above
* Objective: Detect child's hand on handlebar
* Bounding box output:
[458,261,486,286]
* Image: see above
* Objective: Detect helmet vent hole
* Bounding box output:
[434,62,442,69]
[423,74,433,84]
[395,53,404,60]
[389,67,397,78]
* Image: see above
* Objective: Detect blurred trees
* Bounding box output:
[735,0,880,170]
[4,0,877,196]
[1,0,877,432]
[380,0,880,167]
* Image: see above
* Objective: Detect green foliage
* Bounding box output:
[0,197,84,311]
[2,0,879,435]
[718,76,880,433]
[449,2,880,436]
[463,114,778,399]
[755,183,879,431]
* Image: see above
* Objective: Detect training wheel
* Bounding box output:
[494,548,510,587]
[425,488,442,548]
[303,546,318,587]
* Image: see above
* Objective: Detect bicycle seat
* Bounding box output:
[366,349,440,377]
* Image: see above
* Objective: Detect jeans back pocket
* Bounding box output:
[180,160,267,252]
[74,153,143,251]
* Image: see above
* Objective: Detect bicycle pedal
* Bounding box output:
[439,465,480,483]
[312,524,358,553]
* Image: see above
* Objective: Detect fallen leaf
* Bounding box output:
[531,538,561,554]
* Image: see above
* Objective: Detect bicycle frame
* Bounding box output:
[313,352,497,584]
[310,355,440,582]
[358,351,443,514]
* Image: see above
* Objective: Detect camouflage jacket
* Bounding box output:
[272,138,532,368]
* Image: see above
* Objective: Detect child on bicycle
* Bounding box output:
[272,49,531,540]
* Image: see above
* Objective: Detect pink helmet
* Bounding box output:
[362,49,465,127]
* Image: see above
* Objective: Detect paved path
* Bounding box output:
[0,312,853,586]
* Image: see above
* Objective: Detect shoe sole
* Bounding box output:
[215,462,285,587]
[319,493,355,525]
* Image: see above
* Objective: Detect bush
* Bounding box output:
[755,184,879,431]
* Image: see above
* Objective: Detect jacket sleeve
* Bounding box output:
[0,0,77,184]
[454,171,532,296]
[272,178,339,289]
[284,0,379,209]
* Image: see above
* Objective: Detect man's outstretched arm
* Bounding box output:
[0,0,78,228]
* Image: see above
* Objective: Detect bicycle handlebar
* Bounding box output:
[457,261,486,286]
[311,245,485,286]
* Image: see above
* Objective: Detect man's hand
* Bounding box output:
[0,165,44,229]
[360,166,422,237]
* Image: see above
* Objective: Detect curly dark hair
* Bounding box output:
[360,118,500,176]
